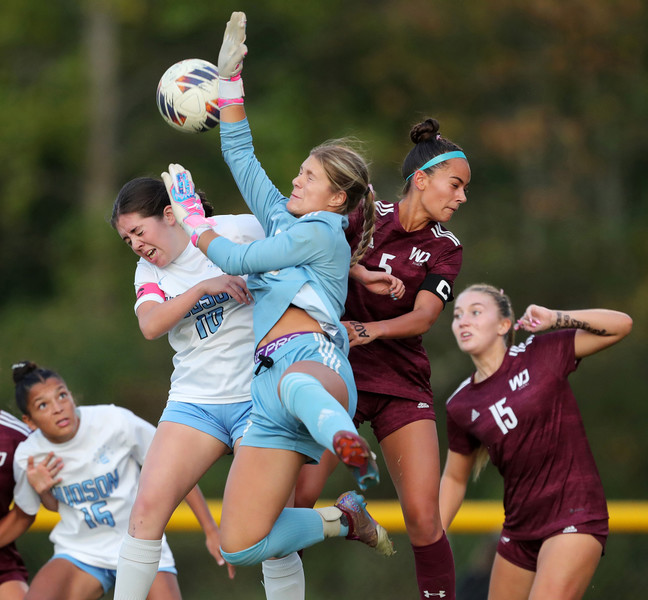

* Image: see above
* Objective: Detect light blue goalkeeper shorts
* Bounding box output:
[241,332,357,463]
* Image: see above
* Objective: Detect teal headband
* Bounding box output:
[405,150,467,181]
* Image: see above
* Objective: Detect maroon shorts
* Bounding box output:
[0,546,28,585]
[353,390,436,443]
[496,519,609,572]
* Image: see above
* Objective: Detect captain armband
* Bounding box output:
[136,283,166,302]
[419,273,454,307]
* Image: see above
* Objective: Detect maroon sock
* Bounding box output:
[412,532,456,599]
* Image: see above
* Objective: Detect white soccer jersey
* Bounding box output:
[133,214,264,404]
[13,405,175,570]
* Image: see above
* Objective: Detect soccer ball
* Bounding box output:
[156,58,220,133]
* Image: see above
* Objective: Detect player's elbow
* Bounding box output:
[139,323,164,341]
[413,312,437,336]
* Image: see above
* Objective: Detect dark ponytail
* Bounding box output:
[12,360,64,415]
[401,118,466,193]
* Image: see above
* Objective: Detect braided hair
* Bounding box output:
[309,140,376,267]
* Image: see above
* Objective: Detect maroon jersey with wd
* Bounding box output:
[345,200,462,403]
[446,330,608,539]
[0,410,31,577]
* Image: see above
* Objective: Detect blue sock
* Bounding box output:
[221,507,348,566]
[279,372,357,453]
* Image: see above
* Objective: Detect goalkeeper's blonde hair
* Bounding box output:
[310,141,375,268]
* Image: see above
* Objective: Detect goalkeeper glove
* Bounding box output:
[217,11,247,109]
[161,163,212,246]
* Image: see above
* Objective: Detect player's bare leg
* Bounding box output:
[294,450,340,509]
[115,422,232,600]
[530,533,602,600]
[147,571,182,600]
[381,419,454,598]
[25,558,103,600]
[128,421,231,539]
[0,580,28,600]
[220,446,305,551]
[380,420,444,546]
[488,553,535,600]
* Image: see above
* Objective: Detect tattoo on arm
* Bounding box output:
[554,312,610,336]
[349,321,370,338]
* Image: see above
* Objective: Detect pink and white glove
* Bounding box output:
[161,163,211,246]
[217,11,247,109]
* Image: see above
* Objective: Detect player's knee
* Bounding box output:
[220,537,269,566]
[402,501,443,539]
[127,494,168,538]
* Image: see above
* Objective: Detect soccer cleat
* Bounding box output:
[335,491,395,556]
[332,430,380,491]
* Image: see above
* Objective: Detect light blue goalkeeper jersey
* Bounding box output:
[206,118,351,354]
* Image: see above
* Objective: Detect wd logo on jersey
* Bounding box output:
[409,246,431,265]
[508,369,530,391]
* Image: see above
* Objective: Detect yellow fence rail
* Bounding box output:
[30,500,648,534]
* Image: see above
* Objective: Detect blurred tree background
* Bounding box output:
[1,0,646,597]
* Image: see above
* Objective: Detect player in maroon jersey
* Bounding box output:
[0,410,36,600]
[296,117,470,600]
[0,410,63,600]
[440,283,632,600]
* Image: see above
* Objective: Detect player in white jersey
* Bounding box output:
[11,360,221,600]
[111,177,306,599]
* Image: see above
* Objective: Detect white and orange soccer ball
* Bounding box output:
[156,58,220,133]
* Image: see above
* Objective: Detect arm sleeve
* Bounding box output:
[422,243,462,285]
[133,261,166,313]
[232,214,266,243]
[220,119,287,235]
[446,411,481,456]
[419,273,455,306]
[214,213,266,244]
[206,219,333,276]
[418,244,463,302]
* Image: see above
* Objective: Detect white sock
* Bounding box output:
[262,552,305,600]
[113,534,163,600]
